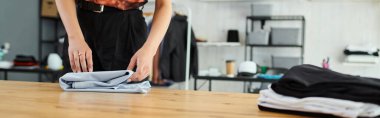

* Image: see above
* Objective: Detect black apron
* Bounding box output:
[63,8,147,73]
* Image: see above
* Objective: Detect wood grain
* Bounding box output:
[0,80,304,118]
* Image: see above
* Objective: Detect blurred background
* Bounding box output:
[0,0,380,93]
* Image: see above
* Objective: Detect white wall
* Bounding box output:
[178,0,380,76]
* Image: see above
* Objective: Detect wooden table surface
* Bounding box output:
[0,80,304,118]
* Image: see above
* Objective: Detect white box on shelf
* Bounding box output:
[252,4,272,16]
[271,28,302,45]
[247,30,270,45]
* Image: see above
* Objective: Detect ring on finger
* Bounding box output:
[77,50,84,56]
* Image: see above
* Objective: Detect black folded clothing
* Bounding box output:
[13,55,39,66]
[258,105,339,118]
[14,55,37,62]
[344,49,379,56]
[271,64,380,105]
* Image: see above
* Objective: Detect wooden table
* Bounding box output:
[0,80,304,118]
[0,68,63,82]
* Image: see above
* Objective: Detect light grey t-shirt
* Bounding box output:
[59,70,150,93]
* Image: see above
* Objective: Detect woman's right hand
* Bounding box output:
[68,37,93,73]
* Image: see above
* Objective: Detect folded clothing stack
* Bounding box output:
[59,70,151,93]
[344,45,379,63]
[258,64,380,118]
[13,55,39,69]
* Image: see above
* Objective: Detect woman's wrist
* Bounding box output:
[142,41,159,56]
[68,33,85,42]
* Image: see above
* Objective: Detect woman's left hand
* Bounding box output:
[127,46,155,82]
[127,0,172,82]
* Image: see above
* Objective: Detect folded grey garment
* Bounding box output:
[59,70,151,93]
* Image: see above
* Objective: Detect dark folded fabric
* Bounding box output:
[14,55,37,62]
[258,105,339,118]
[344,49,379,56]
[271,64,380,105]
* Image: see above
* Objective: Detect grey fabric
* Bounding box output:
[59,70,151,93]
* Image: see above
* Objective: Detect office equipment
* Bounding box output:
[0,80,304,118]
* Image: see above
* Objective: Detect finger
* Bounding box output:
[132,62,143,81]
[73,51,81,72]
[131,74,137,82]
[86,50,93,72]
[135,66,148,81]
[132,67,142,82]
[135,73,142,81]
[127,56,137,71]
[136,67,145,81]
[69,51,76,73]
[80,52,88,72]
[128,73,137,82]
[139,67,149,81]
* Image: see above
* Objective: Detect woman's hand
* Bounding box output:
[56,0,93,72]
[127,46,155,82]
[68,37,93,73]
[127,0,172,82]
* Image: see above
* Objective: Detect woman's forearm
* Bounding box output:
[55,0,84,41]
[56,0,93,73]
[143,0,172,54]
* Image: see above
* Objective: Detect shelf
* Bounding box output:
[0,68,62,73]
[342,62,379,67]
[247,44,303,47]
[40,16,60,20]
[197,42,241,47]
[40,40,58,43]
[247,15,305,21]
[194,75,279,83]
